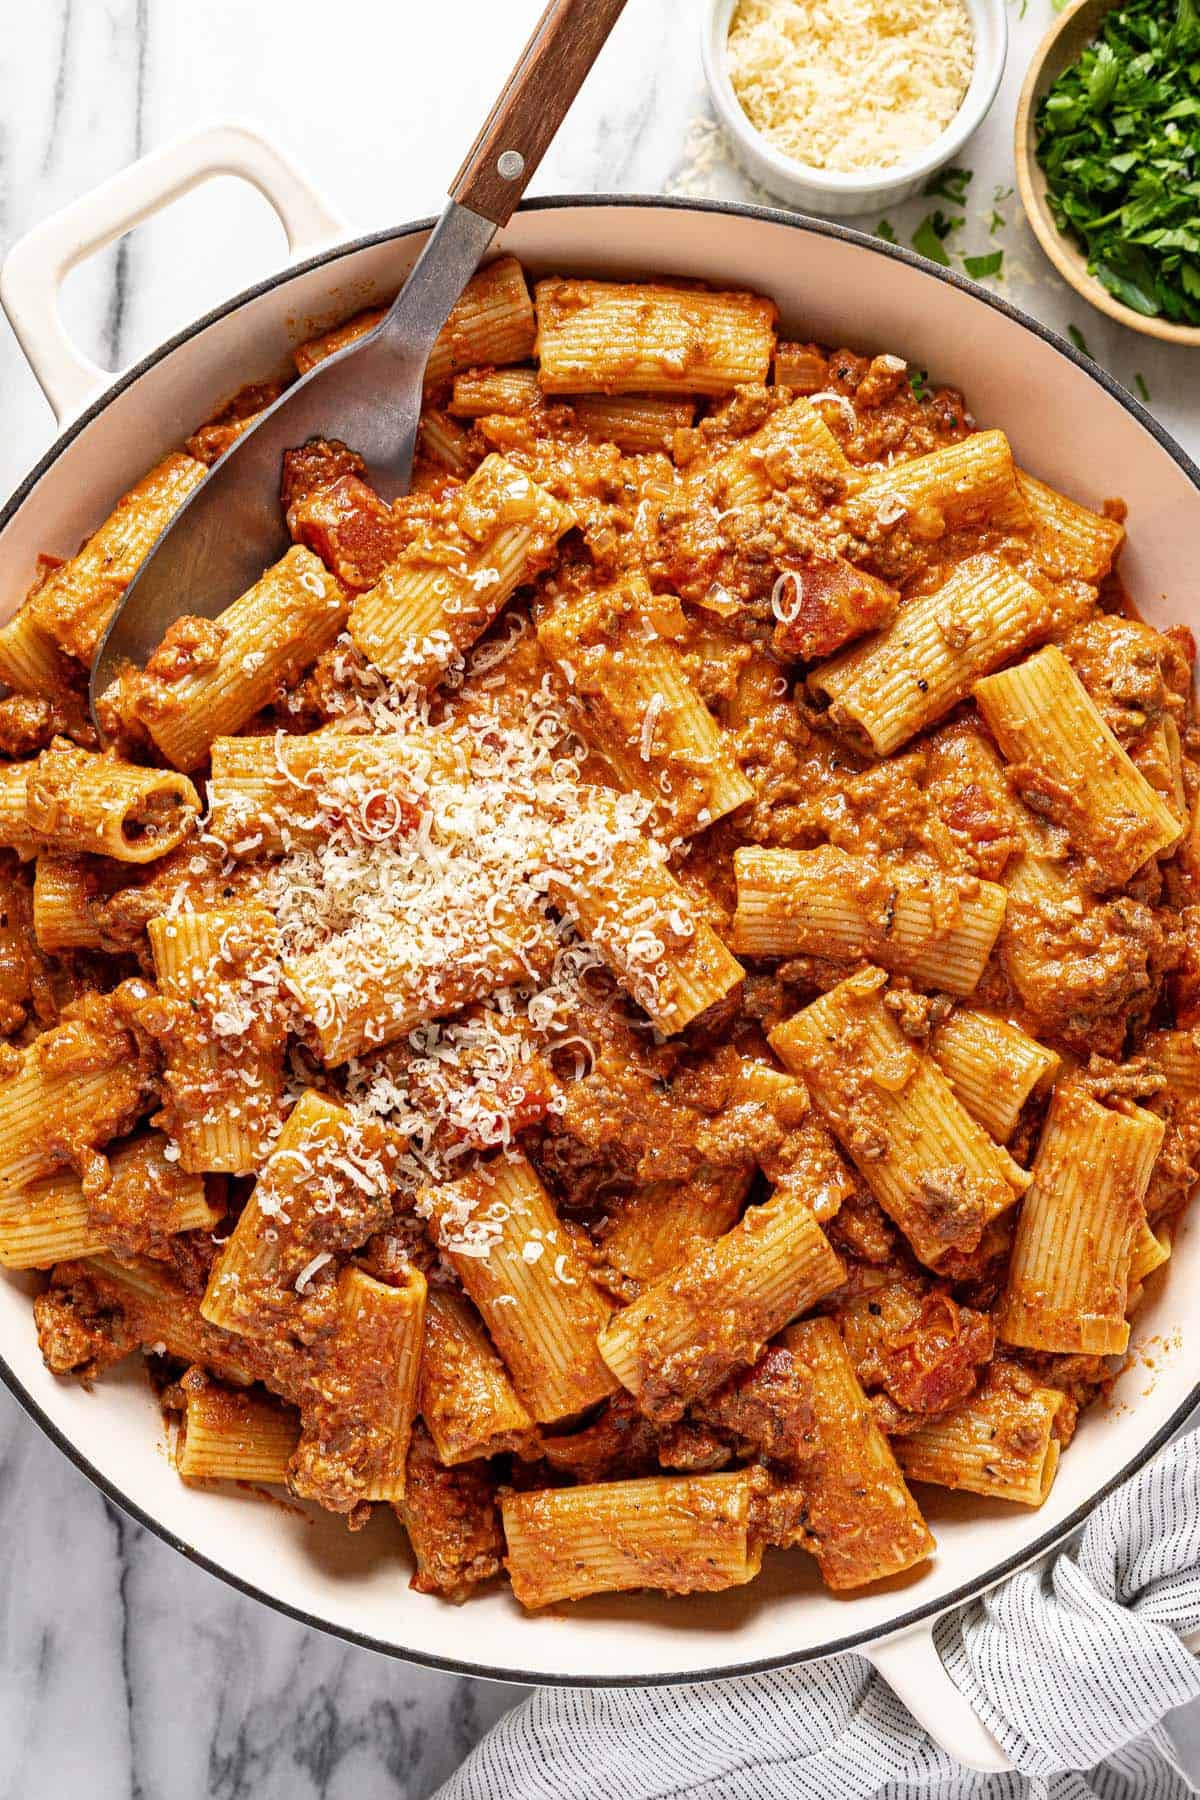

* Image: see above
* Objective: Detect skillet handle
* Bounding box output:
[865,1620,1013,1774]
[450,0,629,225]
[0,122,345,427]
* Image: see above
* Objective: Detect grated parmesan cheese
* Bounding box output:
[727,0,974,175]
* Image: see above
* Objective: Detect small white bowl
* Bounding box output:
[701,0,1008,218]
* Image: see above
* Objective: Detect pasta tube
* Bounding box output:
[769,968,1030,1269]
[597,1185,844,1419]
[502,1470,762,1608]
[27,453,207,662]
[996,1083,1164,1355]
[201,1089,401,1338]
[974,645,1182,886]
[600,1167,752,1287]
[894,1366,1069,1506]
[731,845,1006,996]
[418,1288,535,1465]
[810,554,1059,756]
[0,1133,217,1270]
[929,1009,1060,1143]
[537,574,754,835]
[854,430,1030,536]
[544,789,743,1034]
[450,367,540,417]
[291,1264,426,1509]
[177,1380,300,1485]
[711,396,850,509]
[0,604,75,699]
[133,547,348,770]
[1015,469,1124,582]
[773,1318,934,1589]
[572,394,696,455]
[0,990,153,1190]
[294,256,535,387]
[422,1153,618,1425]
[22,738,199,864]
[148,908,286,1174]
[349,456,574,685]
[206,726,440,855]
[535,278,776,395]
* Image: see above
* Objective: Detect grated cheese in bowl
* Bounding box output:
[726,0,975,175]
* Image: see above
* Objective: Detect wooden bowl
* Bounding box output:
[1015,0,1200,347]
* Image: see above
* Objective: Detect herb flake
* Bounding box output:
[923,166,973,204]
[912,210,963,266]
[964,250,1005,278]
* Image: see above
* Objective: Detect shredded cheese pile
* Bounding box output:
[195,630,685,1261]
[727,0,974,174]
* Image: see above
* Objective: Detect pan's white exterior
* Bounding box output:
[1,181,1198,1735]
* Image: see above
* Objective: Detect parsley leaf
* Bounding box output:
[923,166,973,204]
[909,369,931,402]
[912,210,963,265]
[1035,0,1200,325]
[876,219,899,243]
[1134,371,1152,400]
[1068,323,1094,355]
[964,250,1004,278]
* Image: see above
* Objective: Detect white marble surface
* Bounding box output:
[1,2,1199,1795]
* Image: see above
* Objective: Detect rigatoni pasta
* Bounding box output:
[996,1083,1164,1355]
[23,739,200,864]
[148,908,286,1174]
[129,547,348,770]
[731,845,1005,996]
[974,644,1182,886]
[537,574,754,834]
[176,1378,300,1486]
[27,452,206,663]
[810,554,1060,755]
[597,1185,844,1418]
[894,1366,1069,1506]
[293,255,535,388]
[534,278,777,395]
[770,969,1030,1269]
[423,1153,618,1425]
[418,1288,535,1465]
[348,455,574,684]
[768,1318,934,1589]
[502,1470,762,1607]
[929,1009,1060,1143]
[291,1264,426,1509]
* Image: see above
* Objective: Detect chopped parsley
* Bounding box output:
[1134,370,1152,399]
[1068,322,1094,355]
[964,250,1005,278]
[1035,0,1200,325]
[923,165,973,204]
[912,210,963,266]
[876,218,899,243]
[909,368,932,402]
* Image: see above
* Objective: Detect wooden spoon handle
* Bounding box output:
[450,0,630,226]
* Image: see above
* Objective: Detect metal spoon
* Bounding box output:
[90,0,629,724]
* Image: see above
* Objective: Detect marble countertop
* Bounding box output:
[1,2,1199,1795]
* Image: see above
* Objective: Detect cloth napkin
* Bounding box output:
[437,1425,1200,1800]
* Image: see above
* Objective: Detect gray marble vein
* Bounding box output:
[1,1,1199,1795]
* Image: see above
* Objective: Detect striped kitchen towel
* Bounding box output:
[438,1425,1200,1799]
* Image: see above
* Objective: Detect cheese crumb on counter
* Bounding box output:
[727,0,975,174]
